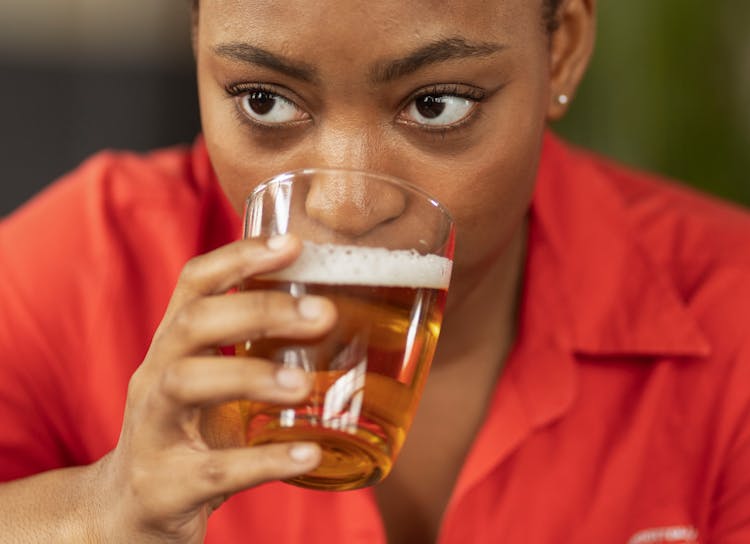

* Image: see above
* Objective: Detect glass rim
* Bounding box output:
[245,167,454,226]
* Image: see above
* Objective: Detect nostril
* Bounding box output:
[305,174,407,237]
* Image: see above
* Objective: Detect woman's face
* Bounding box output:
[196,0,570,273]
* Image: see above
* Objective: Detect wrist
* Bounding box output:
[66,454,114,544]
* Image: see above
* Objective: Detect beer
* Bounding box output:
[236,243,451,490]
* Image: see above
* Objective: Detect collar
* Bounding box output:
[450,133,712,504]
[532,131,711,359]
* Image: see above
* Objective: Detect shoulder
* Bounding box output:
[553,138,750,301]
[545,134,750,360]
[0,143,209,475]
[544,133,750,309]
[577,145,750,273]
[0,140,214,366]
[553,140,750,531]
[564,139,750,411]
[3,141,204,237]
[1,140,209,269]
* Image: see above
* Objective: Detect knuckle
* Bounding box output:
[221,241,257,273]
[253,291,275,317]
[160,361,192,403]
[125,365,163,414]
[252,291,287,324]
[178,256,205,286]
[230,240,251,260]
[198,456,229,487]
[126,462,171,519]
[171,299,203,338]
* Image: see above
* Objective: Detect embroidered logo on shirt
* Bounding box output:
[627,526,699,544]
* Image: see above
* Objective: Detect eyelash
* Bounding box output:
[225,82,306,131]
[400,83,488,134]
[224,82,489,135]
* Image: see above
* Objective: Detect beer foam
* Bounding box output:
[265,242,452,289]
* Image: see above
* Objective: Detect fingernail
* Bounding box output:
[298,296,325,320]
[289,444,317,463]
[267,234,292,251]
[276,367,307,389]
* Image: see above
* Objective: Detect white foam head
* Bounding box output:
[264,242,452,289]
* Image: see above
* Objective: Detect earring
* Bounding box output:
[556,94,569,105]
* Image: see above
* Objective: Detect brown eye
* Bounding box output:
[402,94,476,127]
[236,89,309,125]
[247,91,276,115]
[415,96,447,119]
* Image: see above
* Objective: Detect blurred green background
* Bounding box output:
[557,0,750,206]
[1,1,749,213]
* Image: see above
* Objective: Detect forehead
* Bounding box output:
[199,0,538,54]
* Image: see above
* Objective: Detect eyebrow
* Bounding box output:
[371,37,507,83]
[213,43,319,83]
[212,37,506,85]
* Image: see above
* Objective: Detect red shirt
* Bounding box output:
[2,133,750,543]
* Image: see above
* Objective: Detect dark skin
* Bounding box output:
[197,2,593,537]
[0,0,594,542]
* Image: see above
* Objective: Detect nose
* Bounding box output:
[305,172,406,237]
[303,123,406,237]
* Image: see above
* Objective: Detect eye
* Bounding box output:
[401,94,477,127]
[236,89,309,126]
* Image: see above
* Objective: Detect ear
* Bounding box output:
[546,0,597,121]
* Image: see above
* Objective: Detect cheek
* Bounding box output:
[197,66,303,214]
[198,69,247,214]
[399,96,547,271]
[454,149,539,268]
[427,148,540,271]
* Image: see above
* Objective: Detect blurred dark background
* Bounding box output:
[1,1,749,217]
[0,1,199,216]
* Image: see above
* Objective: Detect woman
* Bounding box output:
[2,0,749,542]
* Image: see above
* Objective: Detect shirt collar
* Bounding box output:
[531,131,711,359]
[455,132,713,490]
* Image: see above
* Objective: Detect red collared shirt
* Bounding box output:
[2,133,750,543]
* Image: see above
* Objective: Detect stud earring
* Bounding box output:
[557,94,569,105]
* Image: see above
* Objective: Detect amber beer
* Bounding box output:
[237,242,451,491]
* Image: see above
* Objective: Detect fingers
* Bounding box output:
[160,356,312,407]
[110,236,333,537]
[189,442,321,501]
[163,235,302,323]
[156,291,337,359]
[142,290,335,440]
[132,442,321,520]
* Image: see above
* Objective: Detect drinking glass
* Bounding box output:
[209,168,453,491]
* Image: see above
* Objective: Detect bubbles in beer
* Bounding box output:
[262,242,452,289]
[234,241,451,490]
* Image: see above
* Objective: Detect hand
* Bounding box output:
[93,235,335,543]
